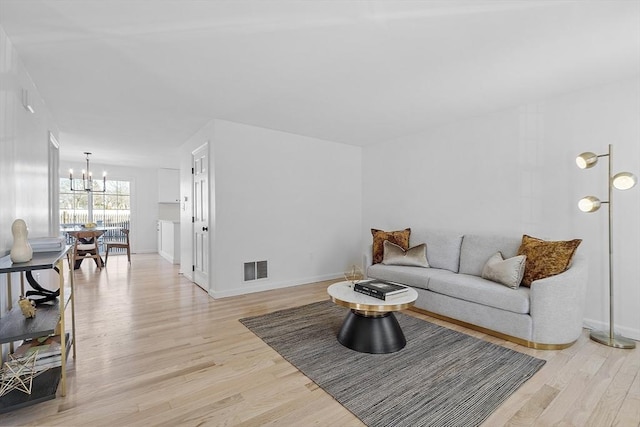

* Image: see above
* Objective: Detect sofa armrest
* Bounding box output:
[362,245,373,272]
[529,254,588,344]
[363,245,373,273]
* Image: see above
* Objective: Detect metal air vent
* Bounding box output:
[244,260,268,281]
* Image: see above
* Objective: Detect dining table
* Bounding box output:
[62,227,108,269]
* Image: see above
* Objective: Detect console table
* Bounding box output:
[0,247,75,413]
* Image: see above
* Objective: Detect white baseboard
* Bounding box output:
[208,273,342,299]
[583,318,640,341]
[158,249,179,264]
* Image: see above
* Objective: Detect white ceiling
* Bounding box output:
[1,0,639,168]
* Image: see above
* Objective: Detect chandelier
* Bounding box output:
[69,152,107,192]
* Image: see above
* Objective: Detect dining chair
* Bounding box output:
[73,231,103,270]
[104,228,131,266]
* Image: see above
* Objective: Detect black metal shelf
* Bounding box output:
[0,333,72,414]
[0,291,71,344]
[0,366,62,413]
[0,247,75,414]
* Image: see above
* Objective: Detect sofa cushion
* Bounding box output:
[517,234,582,286]
[415,290,533,342]
[371,228,411,264]
[459,234,522,276]
[427,273,530,314]
[367,264,455,290]
[382,240,429,268]
[481,252,527,289]
[409,229,463,273]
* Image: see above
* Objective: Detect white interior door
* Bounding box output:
[192,143,209,290]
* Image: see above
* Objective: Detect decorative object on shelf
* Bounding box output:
[576,144,637,349]
[10,219,33,263]
[25,281,60,306]
[0,351,39,397]
[18,296,36,318]
[343,265,363,285]
[69,152,107,192]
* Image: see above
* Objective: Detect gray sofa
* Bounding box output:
[365,229,587,349]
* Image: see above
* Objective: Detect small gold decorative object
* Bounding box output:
[344,265,364,285]
[18,296,36,318]
[84,222,97,229]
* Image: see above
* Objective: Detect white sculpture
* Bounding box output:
[10,219,33,263]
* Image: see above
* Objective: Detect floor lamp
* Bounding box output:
[576,144,637,349]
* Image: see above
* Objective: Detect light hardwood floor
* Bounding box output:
[2,253,639,426]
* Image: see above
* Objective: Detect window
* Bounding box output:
[59,178,88,226]
[92,180,130,229]
[60,178,130,230]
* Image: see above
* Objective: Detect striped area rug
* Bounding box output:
[240,300,546,427]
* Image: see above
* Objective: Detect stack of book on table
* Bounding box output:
[353,279,409,301]
[28,237,66,253]
[12,334,65,373]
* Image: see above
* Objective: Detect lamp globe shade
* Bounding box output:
[612,172,637,190]
[578,196,601,213]
[576,152,598,169]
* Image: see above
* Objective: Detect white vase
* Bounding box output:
[10,219,33,263]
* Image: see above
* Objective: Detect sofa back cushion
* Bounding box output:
[409,229,463,273]
[459,234,522,276]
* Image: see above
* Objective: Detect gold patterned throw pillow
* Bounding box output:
[517,234,581,286]
[371,228,411,264]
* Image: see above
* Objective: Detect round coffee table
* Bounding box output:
[327,281,418,354]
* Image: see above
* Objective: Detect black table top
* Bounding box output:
[0,246,71,274]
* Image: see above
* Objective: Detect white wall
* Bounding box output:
[180,119,362,298]
[0,26,61,356]
[1,27,59,253]
[60,160,160,254]
[363,77,640,340]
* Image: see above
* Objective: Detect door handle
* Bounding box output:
[203,227,208,231]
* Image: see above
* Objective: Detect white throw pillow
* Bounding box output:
[382,240,430,268]
[481,252,527,289]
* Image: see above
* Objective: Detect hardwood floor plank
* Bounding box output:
[534,340,610,425]
[506,384,560,425]
[1,253,638,426]
[560,346,629,426]
[613,368,640,427]
[588,349,640,427]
